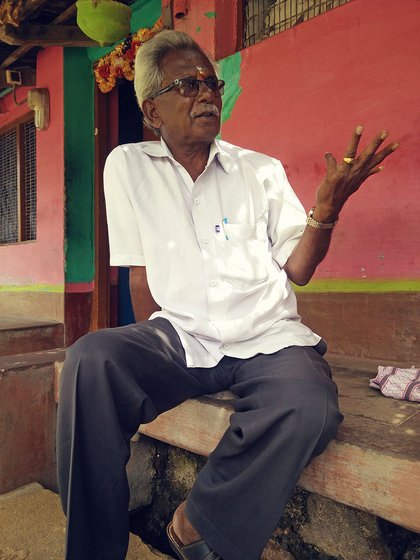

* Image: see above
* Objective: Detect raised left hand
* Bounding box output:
[314,126,399,221]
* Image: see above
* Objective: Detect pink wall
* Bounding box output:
[0,47,65,286]
[219,0,419,280]
[172,0,216,55]
[171,0,239,60]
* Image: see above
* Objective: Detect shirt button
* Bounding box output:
[209,280,217,287]
[223,343,230,350]
[194,198,200,205]
[202,237,209,244]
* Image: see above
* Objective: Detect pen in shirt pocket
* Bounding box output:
[215,218,229,240]
[222,217,229,240]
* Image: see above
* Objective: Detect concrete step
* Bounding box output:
[4,349,420,543]
[0,483,172,560]
[139,357,420,534]
[0,315,64,356]
[0,348,66,493]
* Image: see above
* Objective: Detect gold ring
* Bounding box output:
[343,157,354,164]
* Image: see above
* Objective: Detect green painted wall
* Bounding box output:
[219,51,242,130]
[63,48,95,284]
[63,0,161,284]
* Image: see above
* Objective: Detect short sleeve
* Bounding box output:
[103,146,145,266]
[266,161,306,267]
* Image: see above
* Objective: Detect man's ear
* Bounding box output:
[142,99,163,130]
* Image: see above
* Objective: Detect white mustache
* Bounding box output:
[190,104,220,118]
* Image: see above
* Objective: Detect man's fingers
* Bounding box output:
[361,130,391,160]
[381,142,400,158]
[344,125,363,159]
[367,165,384,177]
[369,142,400,167]
[324,152,337,173]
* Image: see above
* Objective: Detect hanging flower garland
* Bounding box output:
[94,17,163,93]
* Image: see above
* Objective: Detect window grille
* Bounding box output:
[24,121,37,241]
[0,128,18,244]
[244,0,352,47]
[0,118,37,244]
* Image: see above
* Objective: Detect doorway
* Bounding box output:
[116,79,143,326]
[93,78,155,331]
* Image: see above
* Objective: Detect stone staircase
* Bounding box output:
[0,315,65,494]
[0,315,64,357]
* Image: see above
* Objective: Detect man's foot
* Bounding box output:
[167,521,223,560]
[172,501,202,546]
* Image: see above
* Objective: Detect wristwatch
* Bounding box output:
[306,207,338,230]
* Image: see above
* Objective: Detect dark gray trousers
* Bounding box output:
[57,318,343,560]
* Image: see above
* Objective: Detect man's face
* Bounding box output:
[145,49,223,149]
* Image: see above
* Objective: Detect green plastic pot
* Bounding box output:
[76,0,132,46]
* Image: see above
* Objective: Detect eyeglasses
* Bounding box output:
[152,76,225,99]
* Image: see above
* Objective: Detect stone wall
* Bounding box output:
[128,437,420,560]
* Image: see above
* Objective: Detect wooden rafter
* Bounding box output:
[49,3,77,26]
[0,22,96,47]
[1,3,78,68]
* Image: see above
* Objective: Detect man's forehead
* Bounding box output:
[161,49,215,79]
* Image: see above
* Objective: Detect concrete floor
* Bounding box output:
[0,483,172,560]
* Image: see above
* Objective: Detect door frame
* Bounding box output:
[91,86,119,331]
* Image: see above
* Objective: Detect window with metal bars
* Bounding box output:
[0,118,36,244]
[244,0,352,47]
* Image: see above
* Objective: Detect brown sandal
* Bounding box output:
[167,521,223,560]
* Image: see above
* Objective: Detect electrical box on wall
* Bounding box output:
[6,70,22,85]
[27,88,50,130]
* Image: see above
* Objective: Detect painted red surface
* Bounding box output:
[0,86,31,123]
[0,47,65,286]
[219,0,419,280]
[173,0,217,58]
[172,0,239,60]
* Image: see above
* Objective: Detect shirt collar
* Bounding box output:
[209,139,233,174]
[139,137,233,174]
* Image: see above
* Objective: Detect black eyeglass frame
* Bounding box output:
[152,76,225,99]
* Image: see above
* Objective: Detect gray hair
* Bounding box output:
[134,29,217,130]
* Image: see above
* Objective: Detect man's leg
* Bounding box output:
[183,345,343,560]
[57,318,221,560]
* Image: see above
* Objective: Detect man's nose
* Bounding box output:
[196,80,215,100]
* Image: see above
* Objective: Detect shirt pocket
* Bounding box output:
[218,221,269,285]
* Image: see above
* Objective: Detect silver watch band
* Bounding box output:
[306,207,338,230]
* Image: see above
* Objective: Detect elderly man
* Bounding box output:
[57,30,398,560]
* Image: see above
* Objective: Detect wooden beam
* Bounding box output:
[0,67,35,87]
[50,3,77,26]
[1,4,77,68]
[0,42,31,68]
[0,22,97,47]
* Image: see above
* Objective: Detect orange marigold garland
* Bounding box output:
[94,17,163,93]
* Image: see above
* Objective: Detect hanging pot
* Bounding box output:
[76,0,132,47]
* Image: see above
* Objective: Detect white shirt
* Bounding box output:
[104,138,320,367]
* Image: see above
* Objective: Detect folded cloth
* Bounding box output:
[370,366,420,402]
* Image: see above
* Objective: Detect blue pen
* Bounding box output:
[222,217,229,240]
